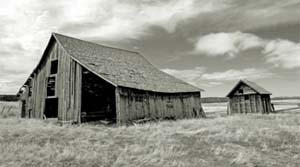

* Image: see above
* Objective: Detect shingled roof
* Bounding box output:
[53,33,201,93]
[226,79,272,97]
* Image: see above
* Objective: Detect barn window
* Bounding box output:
[47,76,56,97]
[238,89,243,94]
[245,95,249,100]
[50,60,58,74]
[28,86,32,97]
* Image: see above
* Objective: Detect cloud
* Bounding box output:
[193,31,300,68]
[201,68,275,81]
[0,0,229,93]
[192,32,265,57]
[0,0,299,94]
[58,0,228,40]
[263,39,300,69]
[162,67,275,88]
[162,67,206,87]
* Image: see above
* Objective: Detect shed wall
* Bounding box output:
[228,94,272,114]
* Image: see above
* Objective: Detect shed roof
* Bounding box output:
[226,79,271,97]
[51,33,201,93]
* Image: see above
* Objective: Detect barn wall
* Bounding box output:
[21,39,82,122]
[27,42,57,119]
[28,42,58,119]
[57,47,82,123]
[116,87,203,125]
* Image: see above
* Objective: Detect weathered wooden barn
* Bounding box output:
[227,80,274,114]
[17,33,204,125]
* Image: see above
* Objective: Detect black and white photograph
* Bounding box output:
[0,0,300,166]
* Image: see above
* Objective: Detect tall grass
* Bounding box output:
[0,101,19,118]
[0,114,300,167]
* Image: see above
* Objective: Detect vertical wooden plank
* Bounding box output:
[148,93,155,118]
[74,62,82,123]
[180,94,185,118]
[153,93,159,119]
[124,90,130,122]
[174,96,181,119]
[257,95,263,113]
[252,95,256,113]
[115,87,122,125]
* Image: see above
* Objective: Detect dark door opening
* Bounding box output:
[81,68,116,123]
[44,98,58,118]
[21,100,26,118]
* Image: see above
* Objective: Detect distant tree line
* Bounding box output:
[0,95,19,101]
[201,97,229,103]
[271,96,300,100]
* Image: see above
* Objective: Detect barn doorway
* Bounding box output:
[44,98,58,118]
[21,100,26,118]
[81,68,116,123]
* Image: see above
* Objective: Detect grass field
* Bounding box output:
[202,99,300,117]
[0,100,300,167]
[0,101,19,118]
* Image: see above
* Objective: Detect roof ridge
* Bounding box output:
[52,32,140,55]
[226,79,271,97]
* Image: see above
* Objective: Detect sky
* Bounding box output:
[0,0,299,97]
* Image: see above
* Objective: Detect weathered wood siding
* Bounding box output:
[27,42,57,119]
[116,87,203,125]
[57,45,82,123]
[21,39,82,122]
[233,85,256,96]
[228,94,273,114]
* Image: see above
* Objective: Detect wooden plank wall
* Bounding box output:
[57,45,82,123]
[29,43,56,119]
[21,40,82,123]
[229,94,268,114]
[116,87,203,125]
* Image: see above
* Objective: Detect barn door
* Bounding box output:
[21,100,26,118]
[44,98,58,118]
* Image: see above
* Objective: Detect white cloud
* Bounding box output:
[0,0,228,93]
[193,31,265,57]
[59,0,228,40]
[193,31,300,69]
[263,39,300,69]
[162,67,206,87]
[201,68,275,81]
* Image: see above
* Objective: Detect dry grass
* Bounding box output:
[0,101,19,118]
[1,100,300,167]
[0,114,300,167]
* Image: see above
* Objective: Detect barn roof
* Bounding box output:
[51,33,201,93]
[226,79,271,97]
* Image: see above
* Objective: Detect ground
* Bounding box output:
[0,100,299,167]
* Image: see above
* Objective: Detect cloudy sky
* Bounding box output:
[0,0,299,97]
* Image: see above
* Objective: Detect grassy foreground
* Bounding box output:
[0,114,300,167]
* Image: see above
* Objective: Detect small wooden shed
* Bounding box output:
[226,79,274,114]
[17,33,205,125]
